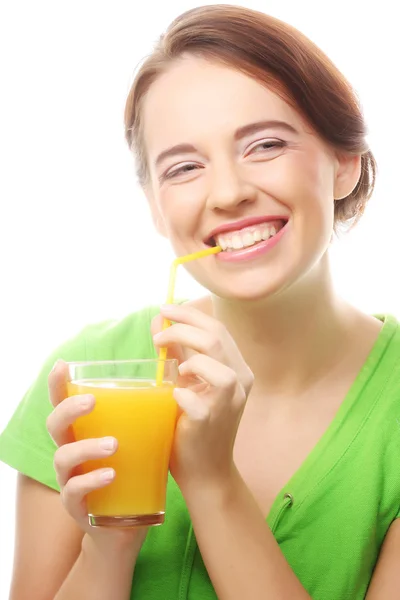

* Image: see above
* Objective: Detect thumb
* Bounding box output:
[48,359,69,408]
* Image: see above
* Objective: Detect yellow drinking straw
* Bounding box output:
[156,245,222,385]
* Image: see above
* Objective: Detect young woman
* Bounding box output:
[1,5,399,599]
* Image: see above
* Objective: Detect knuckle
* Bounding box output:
[53,448,65,473]
[59,485,67,506]
[205,335,221,355]
[201,404,211,421]
[214,321,226,337]
[244,367,255,393]
[235,383,247,406]
[150,313,163,335]
[56,474,63,490]
[63,476,80,502]
[60,481,74,508]
[46,413,55,436]
[223,368,237,391]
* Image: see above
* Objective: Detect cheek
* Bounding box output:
[158,183,205,238]
[254,153,334,219]
[290,155,336,254]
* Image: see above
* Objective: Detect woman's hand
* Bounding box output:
[46,360,148,553]
[152,304,254,494]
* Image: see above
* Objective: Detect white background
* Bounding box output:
[0,0,398,595]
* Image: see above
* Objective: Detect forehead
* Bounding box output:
[142,56,306,154]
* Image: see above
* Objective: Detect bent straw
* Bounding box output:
[156,246,222,385]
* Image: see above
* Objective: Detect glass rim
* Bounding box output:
[66,359,178,367]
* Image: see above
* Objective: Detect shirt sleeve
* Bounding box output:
[0,304,159,492]
[0,332,88,491]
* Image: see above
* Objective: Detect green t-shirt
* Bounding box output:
[1,305,400,600]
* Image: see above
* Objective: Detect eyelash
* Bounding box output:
[164,163,200,180]
[163,140,285,180]
[247,140,285,154]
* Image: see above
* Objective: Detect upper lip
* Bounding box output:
[205,215,289,244]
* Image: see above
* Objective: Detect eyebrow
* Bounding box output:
[235,120,299,140]
[155,120,298,169]
[155,143,197,169]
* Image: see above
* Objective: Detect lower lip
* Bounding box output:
[215,222,288,263]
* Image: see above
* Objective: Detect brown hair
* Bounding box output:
[124,4,376,230]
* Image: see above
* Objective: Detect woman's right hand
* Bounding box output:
[46,359,148,551]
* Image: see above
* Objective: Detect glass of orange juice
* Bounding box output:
[66,359,178,528]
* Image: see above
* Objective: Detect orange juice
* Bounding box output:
[67,379,177,526]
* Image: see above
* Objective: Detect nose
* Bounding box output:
[206,158,256,212]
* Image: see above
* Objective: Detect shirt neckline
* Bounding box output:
[266,313,399,526]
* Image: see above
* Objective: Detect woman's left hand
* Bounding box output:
[152,304,254,494]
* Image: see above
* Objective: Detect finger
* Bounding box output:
[151,313,185,363]
[48,359,70,408]
[159,304,243,367]
[54,437,117,487]
[173,387,210,421]
[158,305,253,392]
[46,394,95,447]
[151,312,167,337]
[178,354,238,392]
[153,323,225,360]
[160,304,222,333]
[61,468,115,521]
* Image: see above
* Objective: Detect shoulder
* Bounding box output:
[78,303,163,361]
[0,303,166,490]
[373,314,400,389]
[367,314,400,472]
[23,304,163,368]
[80,297,207,360]
[15,302,166,408]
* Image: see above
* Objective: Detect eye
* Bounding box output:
[246,139,286,156]
[164,163,202,180]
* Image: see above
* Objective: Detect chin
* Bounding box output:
[204,272,292,304]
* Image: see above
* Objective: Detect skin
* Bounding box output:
[10,54,400,599]
[143,55,399,597]
[144,54,351,304]
[142,55,381,401]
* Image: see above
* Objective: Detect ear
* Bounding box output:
[333,153,362,200]
[144,186,168,238]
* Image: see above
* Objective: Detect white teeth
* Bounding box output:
[214,221,283,251]
[219,238,228,251]
[243,232,254,248]
[232,234,244,250]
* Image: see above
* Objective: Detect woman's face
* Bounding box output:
[142,55,360,301]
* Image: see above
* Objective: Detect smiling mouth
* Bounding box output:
[206,219,288,252]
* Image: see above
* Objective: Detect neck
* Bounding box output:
[210,255,361,397]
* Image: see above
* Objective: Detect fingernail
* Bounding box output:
[153,332,163,341]
[161,304,176,313]
[100,469,115,482]
[51,359,61,373]
[79,395,94,408]
[99,437,116,451]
